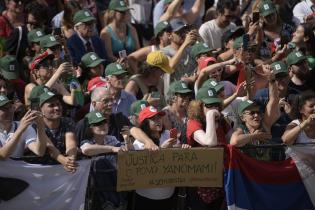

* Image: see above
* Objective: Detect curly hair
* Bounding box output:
[292,91,315,120]
[187,100,205,123]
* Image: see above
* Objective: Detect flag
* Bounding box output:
[224,145,314,210]
[0,159,91,210]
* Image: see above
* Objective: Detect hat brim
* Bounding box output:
[2,71,18,80]
[114,7,130,12]
[80,16,96,23]
[0,99,12,107]
[87,59,105,68]
[195,48,212,58]
[139,111,165,124]
[43,42,60,48]
[89,117,106,125]
[201,97,221,105]
[239,103,259,115]
[110,70,128,76]
[173,25,186,32]
[261,9,276,17]
[175,89,192,94]
[214,84,225,93]
[158,65,173,74]
[40,94,60,107]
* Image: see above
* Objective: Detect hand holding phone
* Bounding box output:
[252,12,260,23]
[118,50,127,59]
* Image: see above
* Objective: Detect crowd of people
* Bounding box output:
[0,0,315,209]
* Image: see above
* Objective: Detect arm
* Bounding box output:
[124,80,139,96]
[45,63,70,88]
[192,110,219,146]
[127,46,152,73]
[81,143,120,156]
[24,83,36,106]
[159,0,183,22]
[230,127,272,147]
[53,81,76,106]
[130,127,158,150]
[182,0,205,25]
[263,76,280,128]
[100,28,118,62]
[130,25,140,51]
[222,82,246,109]
[65,132,77,157]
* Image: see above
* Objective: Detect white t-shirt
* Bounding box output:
[133,130,175,200]
[293,0,315,25]
[290,119,315,144]
[199,20,236,50]
[0,122,37,158]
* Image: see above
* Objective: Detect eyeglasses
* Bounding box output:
[243,110,260,116]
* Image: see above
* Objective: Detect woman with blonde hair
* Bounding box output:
[100,0,140,62]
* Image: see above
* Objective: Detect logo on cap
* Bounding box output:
[274,64,281,70]
[181,82,187,89]
[263,4,270,10]
[116,64,122,69]
[49,36,56,41]
[90,55,97,60]
[95,112,102,118]
[203,43,209,48]
[247,100,254,104]
[120,1,125,6]
[36,31,42,36]
[47,92,55,96]
[84,11,91,17]
[208,90,214,96]
[140,104,146,110]
[296,52,302,57]
[9,65,15,71]
[0,96,5,101]
[149,106,157,112]
[163,21,168,25]
[210,81,217,86]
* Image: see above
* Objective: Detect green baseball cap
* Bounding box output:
[81,52,105,68]
[233,36,243,49]
[130,100,149,116]
[40,35,60,49]
[238,99,258,115]
[0,55,19,80]
[271,61,288,75]
[154,21,171,37]
[285,51,306,66]
[86,111,107,125]
[73,9,96,25]
[0,95,12,107]
[307,56,315,70]
[27,28,45,43]
[39,91,58,107]
[196,87,221,105]
[164,0,172,4]
[259,1,277,17]
[190,42,212,59]
[168,80,192,95]
[108,0,130,12]
[201,79,224,93]
[105,63,127,76]
[29,85,49,101]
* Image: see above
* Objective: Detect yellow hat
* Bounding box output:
[146,51,173,74]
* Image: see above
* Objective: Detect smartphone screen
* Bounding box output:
[242,34,250,51]
[252,12,260,23]
[280,34,290,47]
[118,50,127,59]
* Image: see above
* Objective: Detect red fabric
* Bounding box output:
[186,119,203,147]
[138,106,165,125]
[0,15,13,38]
[30,50,52,71]
[87,77,107,92]
[198,57,217,71]
[236,63,245,88]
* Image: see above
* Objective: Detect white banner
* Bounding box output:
[287,145,315,206]
[0,159,91,210]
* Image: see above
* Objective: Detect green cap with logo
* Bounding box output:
[39,91,58,107]
[130,100,149,116]
[271,61,288,75]
[154,21,170,37]
[201,79,224,93]
[0,95,12,107]
[28,28,45,43]
[81,52,105,68]
[105,63,127,76]
[259,1,277,17]
[238,99,258,115]
[285,51,306,66]
[307,56,315,70]
[168,80,192,95]
[190,42,212,59]
[109,0,129,12]
[196,87,221,105]
[29,85,49,102]
[86,111,107,125]
[40,35,60,48]
[0,55,19,80]
[73,9,96,25]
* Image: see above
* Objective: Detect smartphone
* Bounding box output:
[170,128,178,139]
[30,99,40,111]
[252,12,260,23]
[118,50,127,59]
[280,34,290,47]
[242,34,250,51]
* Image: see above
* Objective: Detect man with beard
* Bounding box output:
[286,51,312,93]
[104,63,136,117]
[75,86,158,150]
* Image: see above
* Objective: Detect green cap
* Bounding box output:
[0,55,19,80]
[86,111,106,125]
[259,1,277,17]
[285,51,306,66]
[27,28,45,43]
[40,35,60,49]
[0,95,12,107]
[109,0,129,12]
[238,99,258,115]
[168,80,192,95]
[190,42,212,59]
[105,63,127,76]
[29,85,49,101]
[233,36,243,49]
[271,61,288,75]
[130,100,149,116]
[196,87,221,105]
[39,91,58,107]
[307,56,315,70]
[73,9,96,25]
[164,0,172,4]
[81,52,105,68]
[154,21,170,37]
[201,79,224,93]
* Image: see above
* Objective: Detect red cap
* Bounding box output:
[87,77,108,92]
[30,50,54,72]
[138,106,165,125]
[198,57,217,71]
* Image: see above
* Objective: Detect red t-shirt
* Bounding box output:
[0,14,13,38]
[186,119,229,147]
